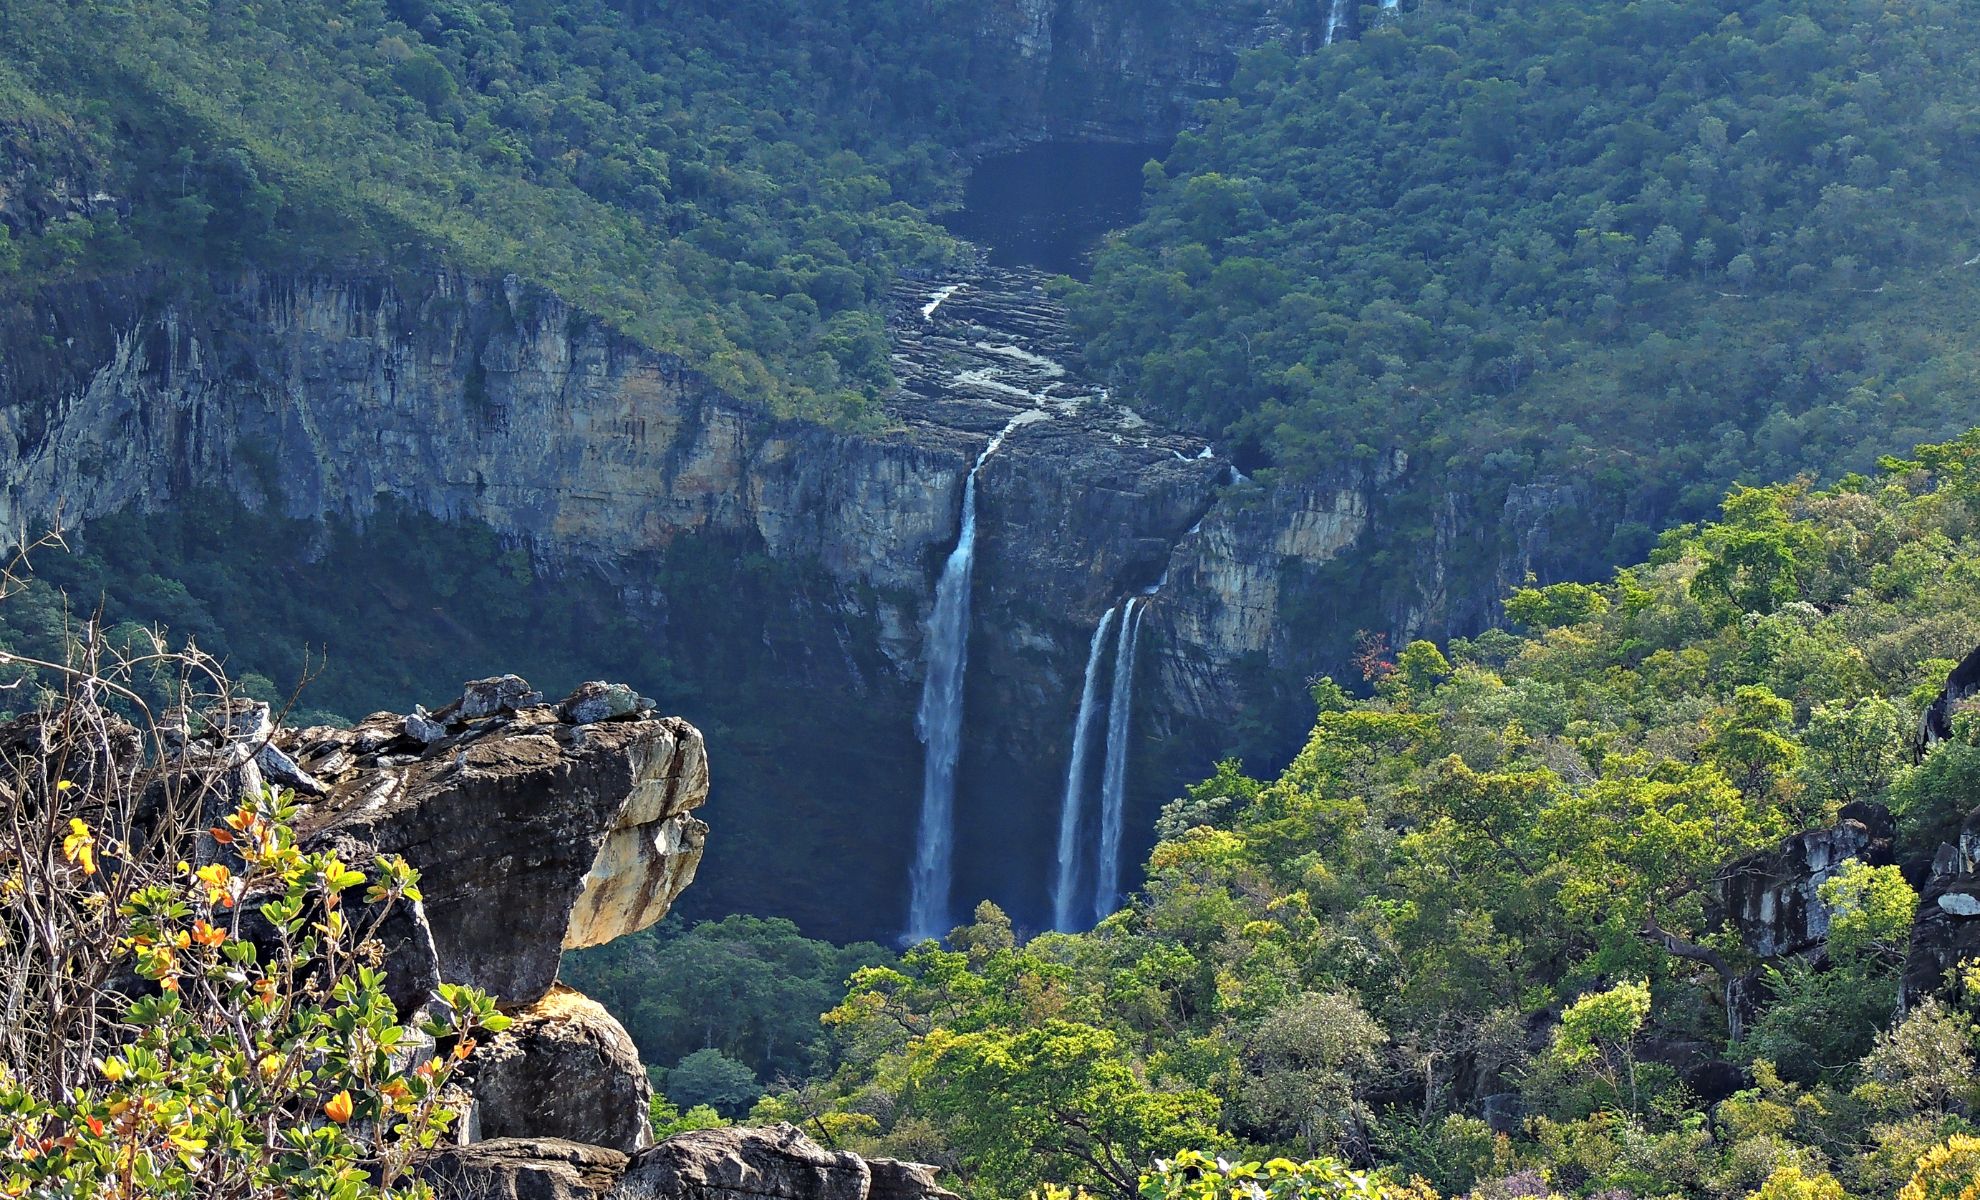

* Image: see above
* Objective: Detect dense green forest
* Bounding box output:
[1072,0,1980,524]
[697,433,1980,1199]
[0,0,1025,421]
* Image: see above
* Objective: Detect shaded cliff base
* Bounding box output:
[9,493,930,942]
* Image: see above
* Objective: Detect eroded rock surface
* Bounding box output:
[287,677,708,1006]
[1904,803,1980,1004]
[420,1137,630,1200]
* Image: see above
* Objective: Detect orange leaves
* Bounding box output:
[189,920,226,948]
[193,864,235,908]
[324,1090,354,1124]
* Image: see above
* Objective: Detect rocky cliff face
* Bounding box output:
[0,256,1556,938]
[965,0,1316,143]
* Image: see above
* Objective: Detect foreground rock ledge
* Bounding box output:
[420,1125,958,1200]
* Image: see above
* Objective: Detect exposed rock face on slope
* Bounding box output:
[1715,802,1898,960]
[1904,803,1980,1004]
[966,0,1318,142]
[0,251,1587,937]
[423,1124,958,1200]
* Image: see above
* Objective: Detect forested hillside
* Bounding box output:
[0,0,1017,421]
[1073,0,1980,537]
[746,431,1980,1199]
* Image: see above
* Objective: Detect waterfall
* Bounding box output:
[905,413,1032,943]
[1051,606,1119,931]
[1324,0,1347,44]
[1091,597,1146,924]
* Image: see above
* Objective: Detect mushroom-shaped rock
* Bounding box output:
[466,986,651,1152]
[285,689,708,1006]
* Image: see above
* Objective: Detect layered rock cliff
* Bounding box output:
[0,253,1566,937]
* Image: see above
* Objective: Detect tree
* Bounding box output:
[1239,992,1385,1155]
[666,1049,763,1117]
[1547,980,1651,1111]
[1801,698,1905,811]
[911,1021,1220,1200]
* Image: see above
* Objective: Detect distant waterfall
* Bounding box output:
[1324,0,1347,44]
[1092,598,1146,924]
[905,414,1031,943]
[1051,606,1118,931]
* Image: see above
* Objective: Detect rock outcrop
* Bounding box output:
[285,677,708,1005]
[426,1125,957,1200]
[1903,803,1980,1004]
[965,0,1317,143]
[1714,802,1897,960]
[1917,641,1980,751]
[0,249,1581,938]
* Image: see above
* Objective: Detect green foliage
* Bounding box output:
[664,1049,764,1119]
[910,1021,1220,1200]
[784,432,1980,1196]
[564,914,891,1085]
[1138,1149,1433,1200]
[1504,582,1609,632]
[648,1096,729,1139]
[0,787,507,1199]
[1071,0,1980,515]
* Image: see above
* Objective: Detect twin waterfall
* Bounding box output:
[1049,599,1150,929]
[906,412,1153,943]
[906,413,1035,944]
[1051,608,1118,931]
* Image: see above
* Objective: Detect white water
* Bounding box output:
[922,284,962,320]
[905,412,1033,943]
[1051,607,1119,931]
[1325,0,1347,43]
[1092,598,1146,924]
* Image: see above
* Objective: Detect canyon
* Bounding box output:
[0,2,1595,941]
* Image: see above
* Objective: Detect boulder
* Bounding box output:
[1902,803,1980,1004]
[1713,802,1896,959]
[467,986,651,1152]
[418,1137,629,1200]
[460,675,547,720]
[618,1125,871,1200]
[282,678,709,1006]
[560,681,650,726]
[866,1160,959,1200]
[1917,642,1980,752]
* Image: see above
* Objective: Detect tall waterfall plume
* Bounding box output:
[1092,597,1146,924]
[905,412,1034,943]
[1051,606,1119,931]
[1324,0,1347,44]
